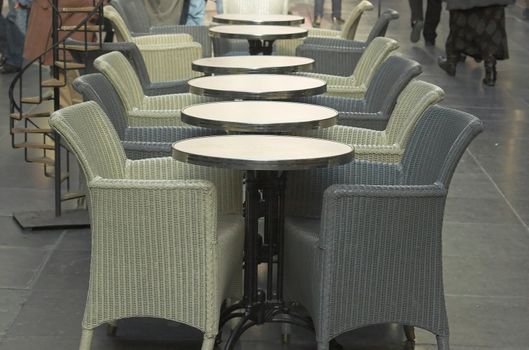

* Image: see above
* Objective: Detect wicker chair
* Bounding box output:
[275,0,374,56]
[297,37,399,98]
[68,40,188,94]
[212,0,290,56]
[110,0,212,57]
[283,105,484,350]
[73,73,223,159]
[103,5,202,81]
[93,51,217,127]
[299,80,444,163]
[295,55,422,130]
[295,9,400,75]
[49,101,244,350]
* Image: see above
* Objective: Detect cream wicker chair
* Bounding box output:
[297,37,399,98]
[49,102,244,350]
[94,51,216,127]
[275,0,374,56]
[104,5,202,81]
[300,80,445,163]
[223,0,289,14]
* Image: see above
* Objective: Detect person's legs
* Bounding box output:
[216,0,223,14]
[438,10,460,76]
[409,0,424,43]
[423,0,442,45]
[331,0,342,20]
[314,0,324,26]
[2,0,25,72]
[186,0,206,25]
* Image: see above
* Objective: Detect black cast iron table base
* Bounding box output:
[218,171,313,349]
[248,39,275,55]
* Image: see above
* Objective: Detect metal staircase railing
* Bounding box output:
[8,0,105,229]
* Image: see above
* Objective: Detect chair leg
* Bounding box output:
[404,325,416,342]
[317,341,330,350]
[106,320,118,336]
[79,329,93,350]
[437,335,450,350]
[281,317,291,343]
[202,334,216,350]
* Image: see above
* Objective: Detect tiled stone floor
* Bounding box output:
[1,0,529,349]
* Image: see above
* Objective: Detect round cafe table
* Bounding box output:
[212,14,305,26]
[192,55,314,75]
[209,25,307,55]
[172,135,354,349]
[181,101,337,132]
[188,74,326,100]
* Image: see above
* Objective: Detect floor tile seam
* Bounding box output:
[466,150,529,232]
[26,230,67,290]
[0,245,53,252]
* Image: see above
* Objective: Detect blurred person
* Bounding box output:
[0,0,30,74]
[408,0,442,46]
[215,0,223,14]
[438,0,514,87]
[524,0,529,19]
[186,0,206,25]
[314,0,343,27]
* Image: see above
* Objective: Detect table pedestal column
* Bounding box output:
[220,170,313,350]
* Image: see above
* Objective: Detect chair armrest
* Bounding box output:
[285,161,403,218]
[124,126,223,143]
[293,95,366,112]
[303,37,366,49]
[308,28,340,37]
[127,110,186,127]
[132,33,194,45]
[125,157,243,214]
[337,111,388,130]
[355,144,403,163]
[144,81,189,96]
[296,43,365,76]
[143,93,216,110]
[122,141,173,159]
[137,42,203,81]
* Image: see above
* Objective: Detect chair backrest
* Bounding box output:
[110,0,151,34]
[364,55,422,115]
[94,51,145,112]
[384,80,445,146]
[340,0,374,40]
[49,102,127,182]
[366,9,399,43]
[401,105,483,187]
[224,0,289,14]
[351,37,399,85]
[73,73,129,140]
[103,5,133,42]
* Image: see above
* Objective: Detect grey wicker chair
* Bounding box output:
[49,101,244,350]
[110,0,212,57]
[73,73,223,159]
[296,9,400,76]
[295,55,422,130]
[68,40,188,95]
[283,105,484,350]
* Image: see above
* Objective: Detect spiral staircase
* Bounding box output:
[8,0,105,229]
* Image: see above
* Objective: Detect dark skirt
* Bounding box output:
[446,5,509,60]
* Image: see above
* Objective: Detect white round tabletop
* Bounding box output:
[192,56,314,75]
[188,74,326,100]
[172,135,354,171]
[181,101,337,132]
[208,25,308,40]
[212,14,305,26]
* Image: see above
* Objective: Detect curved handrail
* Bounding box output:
[8,0,105,117]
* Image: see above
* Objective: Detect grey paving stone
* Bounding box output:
[444,255,529,297]
[56,229,91,251]
[0,216,62,249]
[0,289,29,337]
[443,222,529,258]
[444,197,521,225]
[32,250,90,291]
[0,248,49,289]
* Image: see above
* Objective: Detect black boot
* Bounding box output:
[483,57,497,86]
[438,56,457,76]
